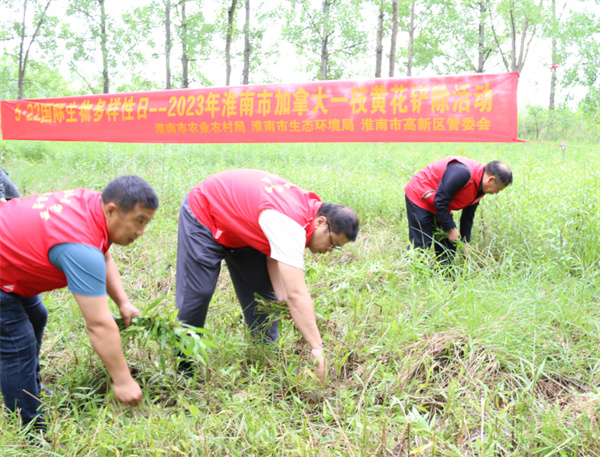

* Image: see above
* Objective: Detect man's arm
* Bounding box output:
[459,202,479,243]
[434,162,471,241]
[48,244,142,404]
[266,257,326,383]
[72,293,142,405]
[105,251,141,327]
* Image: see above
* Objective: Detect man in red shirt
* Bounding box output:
[0,176,158,434]
[404,157,512,262]
[176,169,360,383]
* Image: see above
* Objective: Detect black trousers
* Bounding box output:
[405,195,456,263]
[175,196,279,343]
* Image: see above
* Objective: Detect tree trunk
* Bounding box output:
[476,0,487,72]
[549,0,556,109]
[507,0,538,74]
[181,0,189,88]
[319,0,331,80]
[389,0,399,77]
[98,0,110,93]
[375,1,384,77]
[225,0,238,86]
[17,0,28,100]
[242,0,250,85]
[165,0,172,89]
[17,0,53,99]
[407,1,415,76]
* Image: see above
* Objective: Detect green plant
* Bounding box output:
[113,299,216,370]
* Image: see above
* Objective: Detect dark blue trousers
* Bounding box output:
[175,197,279,343]
[0,291,47,430]
[405,195,457,263]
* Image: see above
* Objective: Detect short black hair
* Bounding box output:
[317,203,360,242]
[484,161,513,186]
[101,176,159,213]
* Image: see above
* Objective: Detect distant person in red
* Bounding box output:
[176,169,360,384]
[0,176,158,434]
[404,157,512,263]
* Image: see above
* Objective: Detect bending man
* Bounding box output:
[0,176,159,432]
[404,157,512,262]
[176,169,359,383]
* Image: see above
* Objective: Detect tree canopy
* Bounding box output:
[0,0,598,111]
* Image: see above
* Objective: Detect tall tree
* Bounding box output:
[491,0,544,73]
[242,0,251,84]
[541,0,599,110]
[375,0,384,77]
[548,0,559,109]
[120,2,162,92]
[0,53,74,100]
[388,0,399,76]
[98,0,109,93]
[63,0,126,94]
[406,0,415,75]
[475,0,491,72]
[559,6,600,113]
[165,0,173,89]
[227,0,281,85]
[319,0,331,79]
[284,0,368,80]
[1,0,57,100]
[433,0,496,74]
[225,0,238,86]
[175,1,215,87]
[180,0,189,88]
[120,0,214,91]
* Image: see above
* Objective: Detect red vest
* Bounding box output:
[0,188,110,296]
[405,157,485,214]
[188,169,322,255]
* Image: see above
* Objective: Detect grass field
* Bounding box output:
[1,139,600,456]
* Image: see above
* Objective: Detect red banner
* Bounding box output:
[0,73,518,143]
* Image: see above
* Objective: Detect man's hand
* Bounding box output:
[448,228,461,242]
[459,243,471,256]
[74,293,143,407]
[118,301,141,328]
[0,198,6,203]
[311,348,327,384]
[113,377,143,405]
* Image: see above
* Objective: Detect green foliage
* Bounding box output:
[2,140,600,454]
[0,54,76,100]
[1,0,598,109]
[0,54,18,100]
[560,10,600,91]
[283,0,369,80]
[254,293,291,320]
[113,299,216,370]
[519,104,600,143]
[0,0,61,98]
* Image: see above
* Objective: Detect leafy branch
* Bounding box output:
[113,298,216,370]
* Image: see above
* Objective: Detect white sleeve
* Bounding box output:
[258,209,306,269]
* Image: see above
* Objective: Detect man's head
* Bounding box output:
[308,203,360,254]
[101,176,159,246]
[482,161,513,194]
